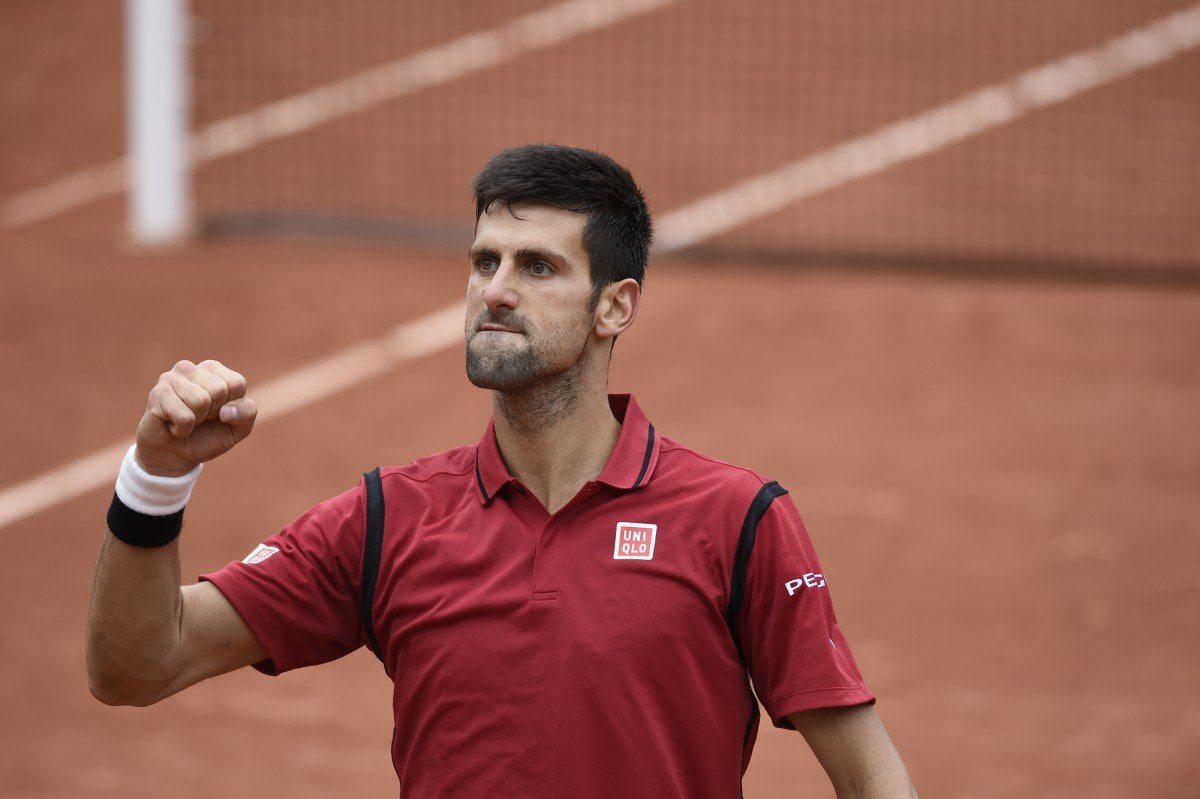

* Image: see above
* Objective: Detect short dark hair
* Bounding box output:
[473,144,652,301]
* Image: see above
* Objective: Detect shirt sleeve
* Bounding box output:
[736,489,875,727]
[200,481,368,676]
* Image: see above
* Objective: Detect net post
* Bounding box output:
[124,0,191,246]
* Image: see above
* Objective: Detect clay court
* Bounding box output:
[2,2,1199,796]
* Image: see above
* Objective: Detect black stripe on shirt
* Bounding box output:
[474,451,492,503]
[632,423,656,488]
[724,480,789,649]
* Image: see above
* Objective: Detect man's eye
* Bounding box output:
[475,258,497,273]
[528,261,551,276]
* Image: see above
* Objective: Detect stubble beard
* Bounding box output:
[465,314,594,433]
[465,335,544,391]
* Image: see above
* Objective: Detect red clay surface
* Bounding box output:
[3,3,1200,797]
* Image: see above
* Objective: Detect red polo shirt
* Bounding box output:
[203,395,872,797]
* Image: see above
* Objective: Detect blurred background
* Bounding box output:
[2,1,1198,796]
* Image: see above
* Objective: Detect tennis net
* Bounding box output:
[190,0,1200,280]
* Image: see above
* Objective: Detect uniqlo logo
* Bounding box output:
[613,522,657,560]
[242,544,279,565]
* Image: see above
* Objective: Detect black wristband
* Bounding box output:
[106,493,184,548]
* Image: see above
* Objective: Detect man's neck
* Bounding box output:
[492,378,621,515]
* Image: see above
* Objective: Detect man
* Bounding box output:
[88,144,916,797]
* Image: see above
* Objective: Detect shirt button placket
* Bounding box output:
[531,514,560,603]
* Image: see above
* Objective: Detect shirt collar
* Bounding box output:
[474,394,660,504]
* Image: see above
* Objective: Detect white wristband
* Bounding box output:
[114,445,202,516]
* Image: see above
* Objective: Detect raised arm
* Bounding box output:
[789,704,917,798]
[87,359,267,706]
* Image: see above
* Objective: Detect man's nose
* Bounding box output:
[482,261,519,311]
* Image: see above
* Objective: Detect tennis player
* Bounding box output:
[88,144,917,797]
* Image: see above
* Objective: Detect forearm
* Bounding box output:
[833,767,918,799]
[86,532,186,706]
[790,705,917,799]
[86,360,262,705]
[831,723,917,798]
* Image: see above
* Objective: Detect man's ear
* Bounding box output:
[594,278,641,340]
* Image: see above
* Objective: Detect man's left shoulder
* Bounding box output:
[654,434,780,498]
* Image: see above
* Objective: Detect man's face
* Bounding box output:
[465,202,597,391]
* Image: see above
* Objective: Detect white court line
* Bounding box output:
[656,3,1200,250]
[2,3,1199,529]
[0,0,676,230]
[0,303,466,531]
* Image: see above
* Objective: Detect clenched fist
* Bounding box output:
[135,359,258,476]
